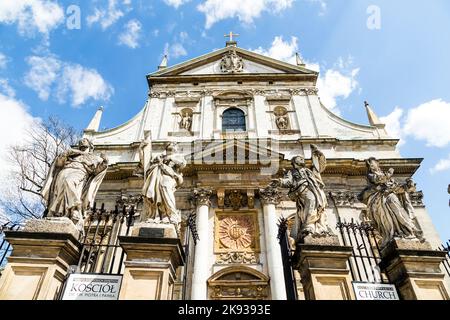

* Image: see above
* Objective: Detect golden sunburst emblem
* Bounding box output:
[218,217,253,250]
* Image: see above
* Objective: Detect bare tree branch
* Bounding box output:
[2,116,80,223]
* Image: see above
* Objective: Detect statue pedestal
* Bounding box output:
[0,218,81,300]
[380,238,450,300]
[294,235,355,300]
[118,223,185,300]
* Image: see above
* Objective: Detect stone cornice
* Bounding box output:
[102,158,423,180]
[148,73,318,86]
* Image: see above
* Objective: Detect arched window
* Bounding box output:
[222,108,246,132]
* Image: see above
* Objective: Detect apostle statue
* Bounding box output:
[272,145,331,243]
[141,142,186,226]
[179,111,192,131]
[358,157,423,248]
[275,115,289,130]
[41,138,108,232]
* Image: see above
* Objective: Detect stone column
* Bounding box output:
[294,236,355,300]
[118,223,184,300]
[0,218,81,300]
[190,188,212,300]
[380,238,450,300]
[259,186,287,300]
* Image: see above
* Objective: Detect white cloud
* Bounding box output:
[252,36,359,113]
[430,154,450,174]
[253,36,299,64]
[0,79,16,98]
[118,19,142,49]
[24,55,61,101]
[379,99,450,149]
[24,55,113,107]
[87,0,132,30]
[164,0,190,9]
[402,99,450,148]
[317,68,359,112]
[0,92,39,184]
[0,0,64,37]
[306,0,327,15]
[164,42,188,59]
[57,65,114,107]
[197,0,294,29]
[0,53,8,69]
[0,88,41,221]
[380,106,404,143]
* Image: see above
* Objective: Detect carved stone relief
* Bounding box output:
[215,211,260,253]
[220,49,244,73]
[216,252,259,264]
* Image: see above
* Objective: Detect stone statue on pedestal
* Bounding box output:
[275,115,289,130]
[142,142,186,227]
[272,145,332,243]
[41,138,108,232]
[358,157,423,248]
[179,111,192,131]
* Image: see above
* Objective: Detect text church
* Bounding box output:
[0,35,449,301]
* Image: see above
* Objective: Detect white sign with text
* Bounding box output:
[352,282,399,300]
[61,274,122,300]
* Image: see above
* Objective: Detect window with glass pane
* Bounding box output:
[222,108,246,132]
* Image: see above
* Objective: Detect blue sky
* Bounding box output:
[0,0,449,241]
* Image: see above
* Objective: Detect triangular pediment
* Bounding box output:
[149,46,317,77]
[185,139,285,165]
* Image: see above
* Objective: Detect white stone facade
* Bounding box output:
[83,44,447,299]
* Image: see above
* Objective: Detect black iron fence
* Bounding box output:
[440,241,450,278]
[0,222,21,270]
[76,204,136,275]
[336,218,389,284]
[277,217,298,300]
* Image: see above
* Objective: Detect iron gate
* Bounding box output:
[440,241,450,278]
[0,222,21,271]
[277,217,298,300]
[336,218,389,284]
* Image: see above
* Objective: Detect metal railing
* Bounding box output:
[336,218,389,284]
[440,241,450,278]
[0,222,21,270]
[277,217,298,300]
[76,204,136,275]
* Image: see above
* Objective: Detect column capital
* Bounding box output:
[191,188,213,207]
[259,186,282,205]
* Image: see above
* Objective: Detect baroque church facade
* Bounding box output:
[1,38,449,301]
[81,39,446,300]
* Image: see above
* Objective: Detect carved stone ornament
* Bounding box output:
[410,191,424,206]
[149,91,161,98]
[220,49,244,73]
[215,212,260,253]
[259,186,282,205]
[306,88,319,95]
[210,285,268,300]
[289,88,305,96]
[224,190,246,210]
[191,188,213,207]
[216,252,259,264]
[250,89,266,96]
[218,217,254,250]
[116,193,143,211]
[329,191,358,207]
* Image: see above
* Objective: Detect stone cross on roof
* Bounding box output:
[224,31,239,46]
